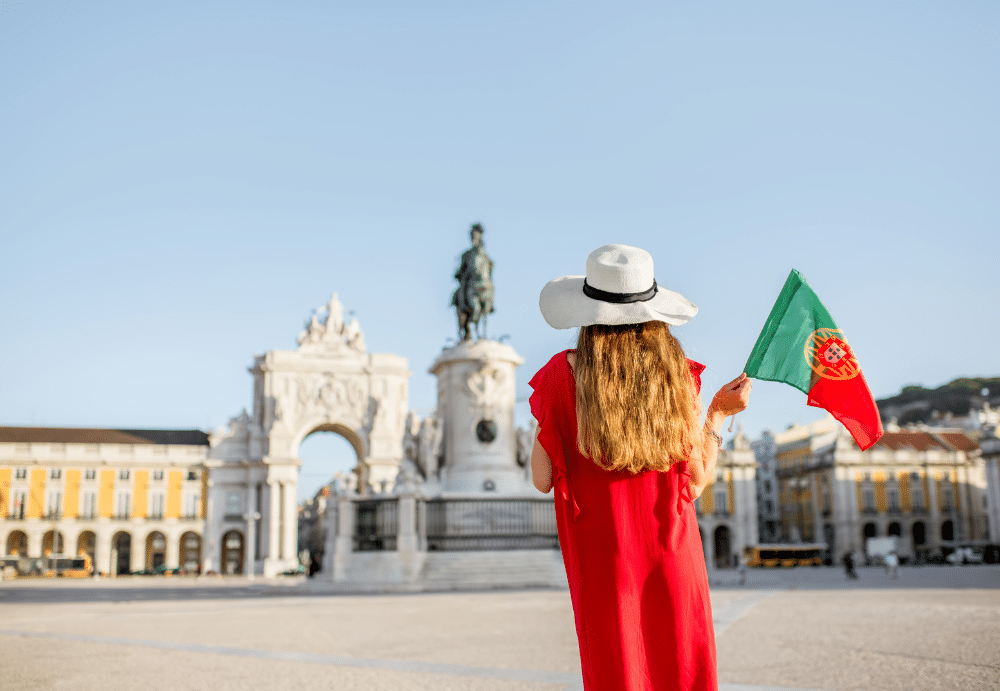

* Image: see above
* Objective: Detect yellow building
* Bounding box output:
[774,417,987,563]
[0,427,207,575]
[693,430,759,569]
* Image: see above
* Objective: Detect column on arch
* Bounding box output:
[267,479,280,561]
[282,481,297,561]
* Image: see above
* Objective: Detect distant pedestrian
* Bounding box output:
[884,552,899,579]
[842,551,858,580]
[735,555,747,586]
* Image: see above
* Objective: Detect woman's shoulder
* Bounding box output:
[528,350,573,396]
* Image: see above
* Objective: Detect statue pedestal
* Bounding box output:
[429,339,527,494]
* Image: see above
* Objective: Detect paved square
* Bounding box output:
[1,565,998,690]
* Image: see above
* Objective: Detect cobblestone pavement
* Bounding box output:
[1,565,998,691]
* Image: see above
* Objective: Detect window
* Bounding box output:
[887,480,900,512]
[910,473,924,511]
[941,477,954,511]
[149,493,165,519]
[861,473,875,513]
[225,492,243,520]
[49,468,62,480]
[10,490,27,519]
[714,487,728,515]
[152,470,164,482]
[14,468,27,480]
[184,493,199,519]
[84,469,96,480]
[80,492,96,519]
[45,490,62,518]
[119,470,131,481]
[115,492,132,518]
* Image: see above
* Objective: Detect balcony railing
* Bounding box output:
[147,513,165,520]
[76,513,97,521]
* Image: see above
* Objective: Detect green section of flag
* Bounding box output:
[744,270,838,395]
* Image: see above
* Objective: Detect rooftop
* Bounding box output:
[0,427,209,446]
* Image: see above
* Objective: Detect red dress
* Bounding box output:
[529,350,717,691]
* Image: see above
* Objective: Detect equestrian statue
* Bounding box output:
[452,223,495,341]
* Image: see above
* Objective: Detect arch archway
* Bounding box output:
[180,532,202,573]
[42,530,64,556]
[111,531,132,575]
[888,522,902,537]
[77,531,96,564]
[912,521,926,546]
[6,531,27,557]
[212,293,411,577]
[146,531,167,570]
[863,522,877,540]
[941,520,954,542]
[713,525,731,569]
[221,530,244,575]
[297,426,363,501]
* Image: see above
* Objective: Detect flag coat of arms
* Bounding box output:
[745,270,884,450]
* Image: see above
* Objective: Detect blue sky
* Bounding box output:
[2,1,996,501]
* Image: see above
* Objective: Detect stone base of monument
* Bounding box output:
[322,549,567,593]
[316,493,567,592]
[429,339,530,494]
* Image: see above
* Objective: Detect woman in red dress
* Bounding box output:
[529,244,751,691]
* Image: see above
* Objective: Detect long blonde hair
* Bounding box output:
[574,321,701,474]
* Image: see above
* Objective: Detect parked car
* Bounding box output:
[946,548,983,565]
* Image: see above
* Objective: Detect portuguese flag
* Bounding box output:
[745,270,884,450]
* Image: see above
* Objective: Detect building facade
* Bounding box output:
[693,429,759,569]
[774,416,989,563]
[751,430,779,543]
[0,428,208,575]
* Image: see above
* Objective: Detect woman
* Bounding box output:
[529,244,751,691]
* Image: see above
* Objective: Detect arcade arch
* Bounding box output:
[146,531,167,570]
[111,531,132,575]
[6,530,27,557]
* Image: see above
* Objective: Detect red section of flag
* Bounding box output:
[807,373,884,450]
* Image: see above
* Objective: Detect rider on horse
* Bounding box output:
[452,223,495,341]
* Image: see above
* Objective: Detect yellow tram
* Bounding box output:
[743,543,826,568]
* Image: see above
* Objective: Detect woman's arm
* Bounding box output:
[531,430,553,493]
[689,373,752,499]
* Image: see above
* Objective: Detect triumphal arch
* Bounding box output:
[207,293,409,577]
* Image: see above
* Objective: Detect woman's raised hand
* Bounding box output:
[709,373,752,417]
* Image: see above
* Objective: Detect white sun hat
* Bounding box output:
[539,244,698,329]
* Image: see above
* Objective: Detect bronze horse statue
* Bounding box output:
[452,223,495,341]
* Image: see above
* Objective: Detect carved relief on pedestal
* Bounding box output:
[466,362,509,418]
